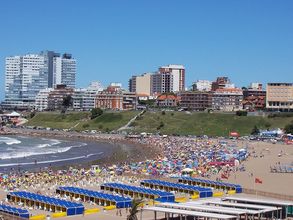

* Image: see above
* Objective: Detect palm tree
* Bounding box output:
[127,198,144,220]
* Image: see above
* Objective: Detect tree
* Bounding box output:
[251,125,260,135]
[284,121,293,134]
[30,111,36,118]
[127,198,144,220]
[62,95,73,108]
[91,108,103,119]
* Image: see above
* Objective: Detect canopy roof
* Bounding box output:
[58,186,132,208]
[101,182,175,202]
[9,191,84,209]
[179,177,242,193]
[0,204,29,218]
[141,179,213,198]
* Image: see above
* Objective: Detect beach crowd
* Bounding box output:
[0,135,249,194]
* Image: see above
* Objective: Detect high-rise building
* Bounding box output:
[2,51,76,109]
[150,73,162,95]
[159,64,185,92]
[40,51,60,88]
[53,53,76,88]
[129,73,152,96]
[266,83,293,112]
[3,54,47,109]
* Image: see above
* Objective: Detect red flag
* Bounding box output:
[221,173,228,179]
[255,178,262,184]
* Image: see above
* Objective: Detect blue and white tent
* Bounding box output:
[57,186,132,208]
[178,177,242,193]
[7,191,84,216]
[0,204,29,218]
[141,179,213,198]
[101,182,175,202]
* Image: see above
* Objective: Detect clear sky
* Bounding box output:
[1,0,293,100]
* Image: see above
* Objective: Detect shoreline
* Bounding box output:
[2,128,161,171]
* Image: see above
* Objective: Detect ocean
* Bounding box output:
[0,135,115,172]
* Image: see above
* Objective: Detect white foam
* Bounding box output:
[0,146,72,159]
[0,141,87,159]
[0,137,21,145]
[0,152,103,167]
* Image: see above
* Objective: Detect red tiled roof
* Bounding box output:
[157,94,178,101]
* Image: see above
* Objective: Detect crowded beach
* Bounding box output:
[0,128,292,219]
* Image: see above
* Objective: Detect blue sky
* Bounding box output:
[0,0,293,100]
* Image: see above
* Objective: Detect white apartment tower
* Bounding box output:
[2,51,76,109]
[159,64,185,92]
[53,53,76,88]
[4,54,46,109]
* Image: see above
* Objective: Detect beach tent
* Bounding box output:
[141,179,213,198]
[56,186,132,208]
[0,204,29,218]
[100,183,175,202]
[178,177,242,193]
[7,191,84,216]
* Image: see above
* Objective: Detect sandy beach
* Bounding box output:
[225,140,293,196]
[0,129,292,219]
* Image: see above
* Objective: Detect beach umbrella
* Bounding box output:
[182,168,193,172]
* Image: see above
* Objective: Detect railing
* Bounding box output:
[243,188,293,201]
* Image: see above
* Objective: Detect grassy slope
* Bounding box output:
[133,112,291,136]
[26,111,291,136]
[26,111,139,131]
[75,111,139,131]
[26,112,90,129]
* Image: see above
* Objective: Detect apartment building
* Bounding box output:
[180,91,213,111]
[266,83,293,112]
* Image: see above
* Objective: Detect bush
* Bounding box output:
[161,111,166,115]
[251,125,260,135]
[91,108,103,119]
[284,121,293,134]
[157,121,164,130]
[82,123,89,128]
[129,121,138,127]
[236,111,247,116]
[30,112,36,118]
[264,122,271,129]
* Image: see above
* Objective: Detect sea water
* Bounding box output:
[0,136,113,171]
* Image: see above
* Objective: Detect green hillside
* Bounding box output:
[26,112,90,129]
[26,111,139,132]
[26,111,291,136]
[132,111,291,136]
